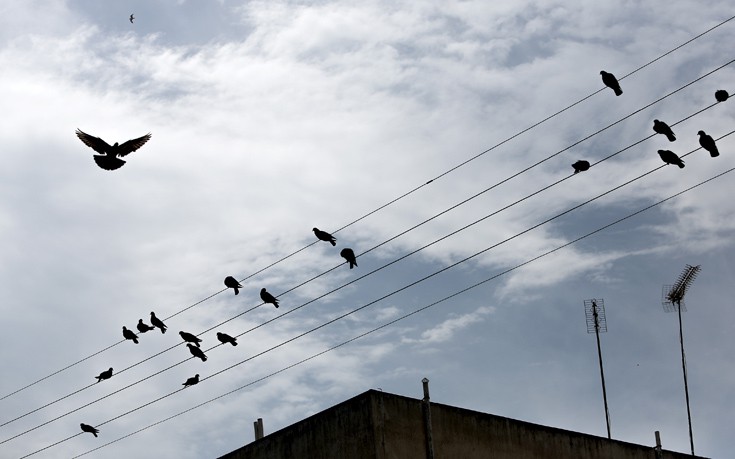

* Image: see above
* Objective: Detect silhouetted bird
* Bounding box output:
[129,14,134,23]
[600,71,622,96]
[715,89,729,102]
[658,150,685,168]
[653,120,676,142]
[187,343,207,362]
[179,331,202,347]
[260,288,279,308]
[340,248,358,269]
[224,276,242,295]
[313,228,336,246]
[150,311,167,334]
[95,368,113,383]
[217,332,238,346]
[572,160,590,174]
[122,326,139,344]
[75,129,152,171]
[80,423,99,437]
[698,130,719,157]
[183,374,199,387]
[137,319,155,333]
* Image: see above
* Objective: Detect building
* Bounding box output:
[218,383,706,459]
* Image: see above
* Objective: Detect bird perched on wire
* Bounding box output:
[658,150,685,168]
[80,423,99,437]
[187,343,207,362]
[95,368,113,383]
[179,331,202,347]
[571,160,590,174]
[224,276,242,295]
[137,319,155,333]
[150,311,167,334]
[75,129,152,171]
[122,326,139,344]
[340,248,358,269]
[260,288,280,308]
[653,120,676,142]
[715,90,729,102]
[698,130,719,157]
[217,332,238,346]
[600,71,622,96]
[183,374,199,387]
[129,14,135,23]
[313,228,336,246]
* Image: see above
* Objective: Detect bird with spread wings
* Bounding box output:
[75,129,151,170]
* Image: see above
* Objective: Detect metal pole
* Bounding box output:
[592,302,611,439]
[421,378,435,459]
[677,301,694,455]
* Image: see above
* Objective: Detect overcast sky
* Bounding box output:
[1,1,734,458]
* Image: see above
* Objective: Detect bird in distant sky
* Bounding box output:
[658,150,685,168]
[80,423,99,437]
[137,319,155,333]
[571,160,590,174]
[313,228,336,246]
[698,130,720,157]
[217,332,238,346]
[224,276,242,295]
[715,90,729,102]
[179,331,202,347]
[95,368,113,383]
[340,248,358,269]
[653,120,676,142]
[150,312,167,334]
[600,71,622,96]
[187,343,207,362]
[75,129,151,170]
[122,326,139,344]
[260,288,280,308]
[129,14,135,23]
[183,374,199,387]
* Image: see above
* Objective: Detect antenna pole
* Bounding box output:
[584,299,611,438]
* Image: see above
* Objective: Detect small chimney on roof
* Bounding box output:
[253,418,264,440]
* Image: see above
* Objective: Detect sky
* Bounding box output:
[1,1,734,458]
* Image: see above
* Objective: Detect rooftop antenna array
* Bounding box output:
[584,298,611,439]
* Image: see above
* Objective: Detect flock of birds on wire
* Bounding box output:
[68,16,730,439]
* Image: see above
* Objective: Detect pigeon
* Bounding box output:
[187,343,207,362]
[137,319,155,333]
[224,276,242,295]
[217,332,238,346]
[95,368,113,383]
[179,331,202,347]
[658,150,685,168]
[122,326,139,344]
[340,248,358,269]
[75,129,152,171]
[715,90,729,102]
[698,130,719,157]
[80,423,99,437]
[571,160,590,174]
[129,14,135,23]
[313,228,336,246]
[600,71,623,96]
[260,288,280,308]
[150,311,167,334]
[653,120,676,142]
[183,374,199,387]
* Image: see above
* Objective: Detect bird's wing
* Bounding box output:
[117,133,152,157]
[76,129,111,154]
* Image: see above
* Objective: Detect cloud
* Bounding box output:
[403,305,495,344]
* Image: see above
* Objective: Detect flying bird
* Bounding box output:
[658,150,685,168]
[179,331,202,347]
[150,311,167,334]
[260,288,279,308]
[224,276,242,295]
[715,89,729,102]
[80,423,99,437]
[698,130,719,157]
[122,326,139,344]
[129,14,135,23]
[75,129,152,171]
[137,319,155,333]
[340,248,358,269]
[95,368,113,383]
[183,374,199,387]
[653,120,676,142]
[313,228,336,246]
[600,71,622,96]
[571,160,590,174]
[187,343,207,362]
[217,332,238,346]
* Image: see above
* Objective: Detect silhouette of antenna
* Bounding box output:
[661,264,701,456]
[584,298,611,439]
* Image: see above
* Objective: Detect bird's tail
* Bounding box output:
[710,149,720,158]
[330,240,336,246]
[234,287,239,295]
[677,162,685,168]
[667,133,676,142]
[614,88,622,96]
[232,341,238,346]
[202,356,207,362]
[133,337,139,344]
